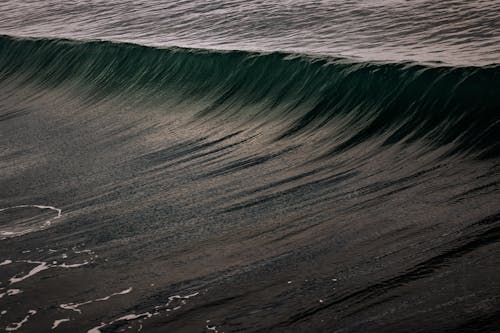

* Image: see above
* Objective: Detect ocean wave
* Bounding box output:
[1,34,499,160]
[2,32,500,333]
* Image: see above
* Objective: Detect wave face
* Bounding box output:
[2,35,500,158]
[1,35,500,333]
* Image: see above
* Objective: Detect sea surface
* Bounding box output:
[1,1,500,332]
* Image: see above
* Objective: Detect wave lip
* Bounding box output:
[1,34,500,158]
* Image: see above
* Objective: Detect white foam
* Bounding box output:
[9,259,91,285]
[206,322,224,333]
[73,249,93,254]
[206,325,219,333]
[0,205,62,239]
[0,205,61,218]
[9,261,49,284]
[0,289,23,298]
[0,259,12,266]
[51,318,70,330]
[87,312,152,333]
[57,261,88,268]
[113,313,153,322]
[61,288,133,313]
[5,309,36,331]
[59,303,82,313]
[165,292,199,306]
[85,291,199,333]
[87,323,107,333]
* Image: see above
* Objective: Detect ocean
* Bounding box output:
[1,1,500,332]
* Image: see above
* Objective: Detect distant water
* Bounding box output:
[1,0,499,65]
[1,1,500,333]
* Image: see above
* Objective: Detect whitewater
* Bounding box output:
[1,1,500,332]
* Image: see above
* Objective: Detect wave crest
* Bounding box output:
[1,34,499,158]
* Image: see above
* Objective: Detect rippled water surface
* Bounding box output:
[1,0,500,65]
[1,1,500,333]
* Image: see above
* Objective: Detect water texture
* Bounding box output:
[1,1,500,332]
